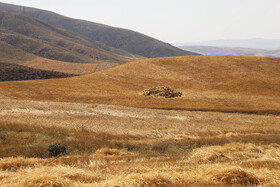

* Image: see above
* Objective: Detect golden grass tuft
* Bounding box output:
[161,134,197,141]
[189,148,231,163]
[211,167,260,185]
[1,164,101,186]
[21,175,71,187]
[100,172,189,187]
[188,142,280,164]
[64,173,101,184]
[135,175,175,187]
[94,148,131,156]
[0,157,44,171]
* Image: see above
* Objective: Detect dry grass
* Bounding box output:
[210,167,260,185]
[1,99,279,138]
[0,56,279,113]
[1,143,280,186]
[95,148,132,156]
[23,57,99,75]
[0,116,279,186]
[0,56,279,186]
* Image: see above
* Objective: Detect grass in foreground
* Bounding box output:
[1,142,280,186]
[1,122,280,159]
[1,122,280,186]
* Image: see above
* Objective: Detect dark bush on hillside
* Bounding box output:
[48,143,67,157]
[0,62,76,81]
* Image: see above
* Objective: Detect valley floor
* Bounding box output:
[0,97,280,186]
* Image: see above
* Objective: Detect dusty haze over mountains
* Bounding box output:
[177,38,280,57]
[176,38,280,50]
[0,0,279,43]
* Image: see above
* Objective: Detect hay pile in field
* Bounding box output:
[143,87,182,98]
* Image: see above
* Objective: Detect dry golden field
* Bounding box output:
[22,58,99,75]
[0,56,279,112]
[0,98,280,186]
[22,56,138,75]
[0,56,280,186]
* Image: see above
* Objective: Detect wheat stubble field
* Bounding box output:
[0,56,280,186]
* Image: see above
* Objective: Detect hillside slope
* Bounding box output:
[0,62,75,81]
[0,2,199,58]
[0,41,36,64]
[0,56,279,112]
[22,58,99,75]
[179,46,280,57]
[0,11,139,66]
[0,40,100,75]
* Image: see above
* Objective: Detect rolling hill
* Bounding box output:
[179,46,280,57]
[0,62,75,81]
[0,31,116,75]
[0,40,101,75]
[22,58,99,75]
[0,2,199,58]
[0,56,279,113]
[0,41,37,64]
[0,11,139,65]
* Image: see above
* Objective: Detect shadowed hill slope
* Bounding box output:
[0,2,199,58]
[0,62,75,81]
[0,56,279,112]
[0,11,139,66]
[0,40,101,75]
[0,41,36,64]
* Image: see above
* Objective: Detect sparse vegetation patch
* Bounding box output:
[0,62,76,81]
[143,87,182,98]
[48,143,67,157]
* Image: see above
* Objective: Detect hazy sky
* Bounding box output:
[1,0,280,43]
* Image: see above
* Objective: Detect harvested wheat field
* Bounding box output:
[1,141,280,186]
[0,56,280,186]
[0,56,279,112]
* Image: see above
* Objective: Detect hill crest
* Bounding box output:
[0,2,199,58]
[0,56,279,113]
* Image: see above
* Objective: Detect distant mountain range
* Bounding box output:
[0,2,198,77]
[0,11,135,64]
[179,46,280,57]
[0,2,198,59]
[176,38,280,50]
